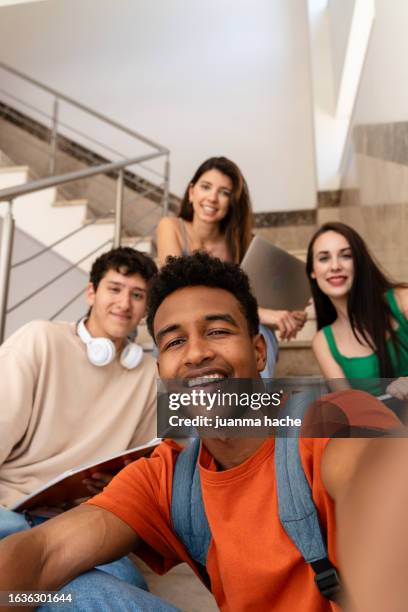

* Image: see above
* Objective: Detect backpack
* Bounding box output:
[170,388,342,602]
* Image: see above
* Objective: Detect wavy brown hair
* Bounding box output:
[306,222,406,378]
[179,157,253,263]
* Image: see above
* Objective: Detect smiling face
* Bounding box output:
[311,231,354,299]
[154,285,266,385]
[86,269,147,349]
[188,169,232,224]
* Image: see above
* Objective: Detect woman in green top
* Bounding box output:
[306,222,408,399]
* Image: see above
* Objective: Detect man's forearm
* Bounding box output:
[0,503,141,612]
[0,529,50,611]
[337,438,408,612]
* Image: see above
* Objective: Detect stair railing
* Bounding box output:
[0,151,164,343]
[0,61,172,342]
[0,61,170,185]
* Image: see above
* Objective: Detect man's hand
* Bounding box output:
[82,472,113,495]
[386,376,408,401]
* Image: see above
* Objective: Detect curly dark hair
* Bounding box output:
[89,247,157,290]
[147,252,259,341]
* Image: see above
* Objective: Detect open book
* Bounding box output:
[12,438,161,513]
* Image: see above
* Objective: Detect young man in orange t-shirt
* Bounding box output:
[0,252,405,612]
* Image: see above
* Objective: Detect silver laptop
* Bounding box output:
[241,235,311,310]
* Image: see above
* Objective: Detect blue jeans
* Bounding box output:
[0,508,148,592]
[259,324,278,379]
[38,570,181,611]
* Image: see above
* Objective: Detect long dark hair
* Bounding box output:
[306,222,403,378]
[179,156,253,263]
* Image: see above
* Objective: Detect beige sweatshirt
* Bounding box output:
[0,320,157,508]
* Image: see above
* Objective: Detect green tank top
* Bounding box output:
[322,288,408,393]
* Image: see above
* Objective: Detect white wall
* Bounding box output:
[308,0,342,190]
[354,0,408,124]
[328,0,356,106]
[308,0,374,190]
[0,0,317,212]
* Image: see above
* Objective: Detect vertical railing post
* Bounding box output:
[48,96,59,176]
[162,154,170,216]
[0,201,15,344]
[113,169,124,248]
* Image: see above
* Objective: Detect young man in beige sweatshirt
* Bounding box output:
[0,247,158,587]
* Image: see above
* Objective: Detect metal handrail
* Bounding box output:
[6,239,112,315]
[0,61,169,154]
[49,286,87,322]
[0,150,164,341]
[0,63,171,343]
[11,212,112,268]
[0,93,131,165]
[0,151,164,202]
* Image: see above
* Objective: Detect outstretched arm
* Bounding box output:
[0,504,139,608]
[323,436,408,611]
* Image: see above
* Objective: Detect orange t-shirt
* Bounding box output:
[88,390,400,612]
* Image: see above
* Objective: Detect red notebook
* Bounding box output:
[12,438,161,512]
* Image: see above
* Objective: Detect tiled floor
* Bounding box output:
[135,559,219,611]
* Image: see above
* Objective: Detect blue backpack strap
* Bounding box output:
[171,439,211,586]
[275,388,342,602]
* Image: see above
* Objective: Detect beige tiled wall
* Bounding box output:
[324,202,408,282]
[338,122,408,283]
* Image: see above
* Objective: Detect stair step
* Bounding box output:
[53,198,89,208]
[0,151,16,167]
[0,164,29,175]
[279,340,312,349]
[275,342,319,377]
[85,213,115,225]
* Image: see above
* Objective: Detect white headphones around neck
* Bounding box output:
[77,318,143,370]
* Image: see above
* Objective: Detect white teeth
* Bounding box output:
[187,374,225,388]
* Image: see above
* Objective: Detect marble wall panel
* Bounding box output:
[276,346,320,377]
[355,154,408,206]
[256,225,316,251]
[330,203,407,282]
[353,122,408,166]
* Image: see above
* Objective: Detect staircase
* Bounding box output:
[0,148,161,346]
[0,153,109,336]
[0,61,174,342]
[0,114,165,261]
[0,160,88,337]
[0,161,114,272]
